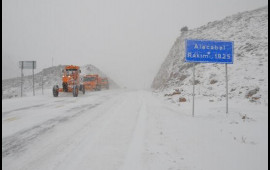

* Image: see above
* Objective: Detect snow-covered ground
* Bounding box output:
[2,89,268,170]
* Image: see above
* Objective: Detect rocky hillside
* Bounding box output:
[152,6,268,104]
[2,64,119,99]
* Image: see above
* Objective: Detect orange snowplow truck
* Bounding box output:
[53,65,85,97]
[83,74,102,91]
[100,77,109,89]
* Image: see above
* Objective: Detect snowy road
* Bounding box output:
[2,89,268,170]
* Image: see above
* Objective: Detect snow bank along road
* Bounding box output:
[2,89,268,170]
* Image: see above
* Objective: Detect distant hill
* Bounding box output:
[152,6,268,104]
[2,64,119,99]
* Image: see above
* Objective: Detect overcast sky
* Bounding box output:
[2,0,268,88]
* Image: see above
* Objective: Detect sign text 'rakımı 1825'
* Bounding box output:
[185,39,234,64]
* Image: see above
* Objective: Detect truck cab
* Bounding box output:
[83,74,101,91]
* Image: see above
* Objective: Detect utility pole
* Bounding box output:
[21,61,23,97]
[42,69,44,95]
[33,63,35,96]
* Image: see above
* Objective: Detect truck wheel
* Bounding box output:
[73,85,79,97]
[82,85,85,94]
[53,85,59,97]
[96,85,101,91]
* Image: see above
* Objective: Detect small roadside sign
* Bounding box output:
[19,61,37,97]
[19,61,36,69]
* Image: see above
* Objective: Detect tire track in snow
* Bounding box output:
[2,90,126,159]
[2,104,46,116]
[54,95,131,170]
[120,93,147,170]
[13,92,129,170]
[2,103,100,158]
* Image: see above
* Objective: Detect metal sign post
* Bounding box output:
[225,64,228,114]
[185,39,234,116]
[192,63,195,117]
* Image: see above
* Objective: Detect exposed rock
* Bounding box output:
[180,26,188,32]
[245,87,260,98]
[179,97,187,102]
[210,79,218,84]
[179,75,187,81]
[230,88,236,92]
[164,89,181,96]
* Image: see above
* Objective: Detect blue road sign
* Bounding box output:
[185,39,234,64]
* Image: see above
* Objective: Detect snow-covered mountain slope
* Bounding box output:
[152,6,268,105]
[2,64,119,99]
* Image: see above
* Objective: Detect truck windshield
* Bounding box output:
[66,69,77,76]
[83,77,96,82]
